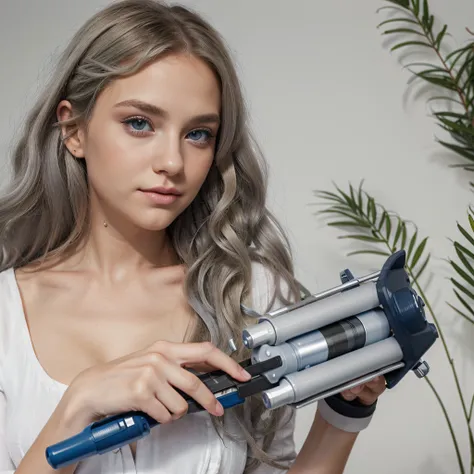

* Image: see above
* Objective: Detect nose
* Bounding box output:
[151,132,184,176]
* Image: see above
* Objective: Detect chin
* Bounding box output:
[129,209,183,232]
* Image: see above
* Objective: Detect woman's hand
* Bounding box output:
[340,376,387,405]
[63,340,251,427]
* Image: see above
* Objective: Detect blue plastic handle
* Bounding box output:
[46,412,153,468]
[46,390,245,469]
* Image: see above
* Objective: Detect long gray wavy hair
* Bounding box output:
[0,0,303,471]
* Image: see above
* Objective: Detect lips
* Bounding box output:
[139,186,182,206]
[140,186,182,196]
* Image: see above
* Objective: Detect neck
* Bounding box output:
[72,204,179,282]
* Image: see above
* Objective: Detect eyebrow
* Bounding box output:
[113,99,221,126]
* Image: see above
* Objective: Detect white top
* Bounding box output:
[0,265,297,474]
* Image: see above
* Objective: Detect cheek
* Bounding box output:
[187,157,214,190]
[84,130,141,192]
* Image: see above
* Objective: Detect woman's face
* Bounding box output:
[61,53,221,232]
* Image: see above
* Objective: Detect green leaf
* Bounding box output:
[469,213,474,233]
[457,222,474,247]
[454,244,474,277]
[335,185,357,211]
[405,61,445,70]
[427,95,464,106]
[447,302,474,325]
[400,221,408,250]
[387,0,410,8]
[427,14,434,32]
[376,4,410,14]
[435,24,448,49]
[317,210,368,225]
[446,43,474,62]
[377,17,419,28]
[435,111,470,120]
[436,119,474,140]
[349,184,361,212]
[327,220,371,228]
[454,241,474,260]
[450,260,474,288]
[385,213,392,240]
[338,234,385,243]
[413,0,420,17]
[318,208,359,217]
[356,181,364,211]
[407,230,418,262]
[452,289,474,317]
[347,249,392,257]
[414,253,431,280]
[447,45,474,72]
[378,210,388,231]
[454,52,474,83]
[438,140,474,163]
[391,41,433,52]
[314,191,345,204]
[411,236,428,268]
[415,73,457,90]
[412,67,451,77]
[393,218,403,248]
[451,277,474,300]
[383,28,425,36]
[421,0,429,26]
[367,197,377,223]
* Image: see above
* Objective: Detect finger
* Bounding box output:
[139,397,175,425]
[154,341,251,382]
[181,362,220,373]
[161,361,225,417]
[340,390,358,401]
[151,383,193,421]
[365,376,386,396]
[355,387,379,406]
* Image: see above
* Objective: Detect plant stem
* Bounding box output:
[409,2,469,112]
[425,375,466,474]
[410,272,473,471]
[352,205,469,472]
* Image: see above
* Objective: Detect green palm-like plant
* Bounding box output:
[312,2,474,472]
[314,182,473,474]
[449,210,474,325]
[310,0,474,471]
[377,0,474,176]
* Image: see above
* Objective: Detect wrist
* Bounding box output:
[317,393,377,433]
[56,386,94,430]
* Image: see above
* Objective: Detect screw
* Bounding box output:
[414,360,430,378]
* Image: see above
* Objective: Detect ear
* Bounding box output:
[56,100,86,158]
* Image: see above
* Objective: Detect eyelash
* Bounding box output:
[121,115,215,146]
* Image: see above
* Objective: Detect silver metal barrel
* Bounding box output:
[251,308,390,384]
[261,336,403,409]
[243,281,380,349]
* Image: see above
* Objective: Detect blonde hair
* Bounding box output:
[0,1,302,471]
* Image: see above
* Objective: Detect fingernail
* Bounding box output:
[342,393,356,401]
[214,402,224,416]
[240,368,252,379]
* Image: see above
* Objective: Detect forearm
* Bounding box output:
[288,408,359,474]
[15,392,85,474]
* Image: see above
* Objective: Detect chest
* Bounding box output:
[19,278,196,387]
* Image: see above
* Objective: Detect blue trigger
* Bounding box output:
[217,391,245,408]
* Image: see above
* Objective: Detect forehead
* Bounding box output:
[99,53,221,116]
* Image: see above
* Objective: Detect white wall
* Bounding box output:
[1,1,473,473]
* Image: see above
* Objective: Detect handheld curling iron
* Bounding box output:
[45,249,438,469]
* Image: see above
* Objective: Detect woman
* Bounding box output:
[0,1,386,473]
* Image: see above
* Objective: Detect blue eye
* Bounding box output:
[127,118,152,132]
[187,129,213,144]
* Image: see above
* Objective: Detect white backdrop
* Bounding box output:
[1,1,473,473]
